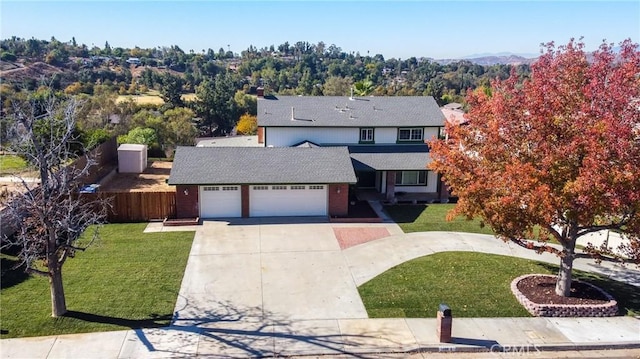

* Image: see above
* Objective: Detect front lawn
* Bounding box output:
[358,252,639,318]
[385,204,494,235]
[0,223,194,338]
[0,154,28,175]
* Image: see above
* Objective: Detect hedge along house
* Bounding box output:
[168,146,356,218]
[257,95,448,203]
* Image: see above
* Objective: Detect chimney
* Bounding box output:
[291,107,295,120]
[257,87,264,98]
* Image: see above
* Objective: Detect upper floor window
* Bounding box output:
[398,128,423,142]
[360,128,374,143]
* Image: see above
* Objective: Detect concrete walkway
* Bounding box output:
[343,231,640,287]
[2,220,639,358]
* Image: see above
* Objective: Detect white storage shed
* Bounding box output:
[117,144,148,173]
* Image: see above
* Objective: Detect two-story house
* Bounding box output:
[168,95,446,219]
[258,95,446,201]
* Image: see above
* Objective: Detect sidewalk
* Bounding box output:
[1,316,638,358]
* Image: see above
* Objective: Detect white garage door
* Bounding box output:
[250,185,327,217]
[199,186,241,218]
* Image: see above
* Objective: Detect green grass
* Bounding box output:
[358,252,640,318]
[0,154,29,175]
[0,223,194,338]
[385,204,494,235]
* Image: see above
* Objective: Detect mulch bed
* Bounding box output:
[333,227,391,250]
[516,275,610,305]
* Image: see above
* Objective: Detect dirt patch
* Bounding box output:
[0,62,63,83]
[99,161,175,192]
[333,227,391,250]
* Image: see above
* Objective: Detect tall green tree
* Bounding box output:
[323,76,353,96]
[158,73,184,108]
[194,73,239,136]
[163,107,198,152]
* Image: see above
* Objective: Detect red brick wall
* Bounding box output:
[241,185,250,218]
[385,171,396,200]
[175,185,199,218]
[257,127,264,144]
[328,183,349,217]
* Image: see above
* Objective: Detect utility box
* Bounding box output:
[117,144,147,173]
[437,303,452,343]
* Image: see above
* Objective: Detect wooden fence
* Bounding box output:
[83,191,176,223]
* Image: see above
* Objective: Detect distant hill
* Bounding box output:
[436,53,538,66]
[0,61,63,83]
[462,52,539,59]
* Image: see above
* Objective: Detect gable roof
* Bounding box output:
[348,144,431,171]
[258,96,445,128]
[168,146,357,185]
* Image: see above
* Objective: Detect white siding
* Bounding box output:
[375,128,398,143]
[264,126,441,146]
[424,127,440,141]
[266,127,358,147]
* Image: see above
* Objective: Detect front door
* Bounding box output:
[356,171,376,188]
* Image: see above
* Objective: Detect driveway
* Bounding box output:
[172,219,391,326]
[172,220,640,328]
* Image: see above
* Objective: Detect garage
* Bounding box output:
[250,184,327,217]
[199,185,241,218]
[169,147,356,219]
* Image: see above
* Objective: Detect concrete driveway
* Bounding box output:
[172,219,381,326]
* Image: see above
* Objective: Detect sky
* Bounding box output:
[1,1,638,60]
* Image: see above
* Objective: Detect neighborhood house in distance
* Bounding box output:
[168,92,448,218]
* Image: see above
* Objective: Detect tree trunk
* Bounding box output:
[555,234,576,297]
[49,268,67,317]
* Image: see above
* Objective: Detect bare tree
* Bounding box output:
[3,88,109,317]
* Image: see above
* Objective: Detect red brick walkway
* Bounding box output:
[332,227,391,250]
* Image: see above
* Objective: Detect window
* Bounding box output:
[203,186,219,191]
[272,185,287,190]
[309,185,324,190]
[222,186,238,191]
[253,186,268,190]
[398,128,423,141]
[360,128,374,143]
[395,171,427,186]
[290,185,306,190]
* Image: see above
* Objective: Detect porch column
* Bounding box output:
[437,174,450,203]
[386,171,396,201]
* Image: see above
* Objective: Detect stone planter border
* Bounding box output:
[511,274,618,317]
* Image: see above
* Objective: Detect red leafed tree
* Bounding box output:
[429,39,640,297]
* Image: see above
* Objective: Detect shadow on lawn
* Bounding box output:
[382,204,428,223]
[64,311,172,328]
[0,255,29,290]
